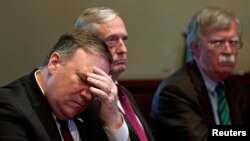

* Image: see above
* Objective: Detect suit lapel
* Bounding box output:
[75,107,109,141]
[35,101,62,141]
[224,77,244,124]
[188,62,216,125]
[74,116,89,141]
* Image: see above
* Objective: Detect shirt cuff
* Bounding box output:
[103,113,129,141]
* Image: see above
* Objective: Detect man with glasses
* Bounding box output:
[151,6,250,141]
[75,7,155,141]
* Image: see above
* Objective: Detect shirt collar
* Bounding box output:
[34,69,45,95]
[197,64,217,94]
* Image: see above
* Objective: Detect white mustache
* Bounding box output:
[219,55,235,63]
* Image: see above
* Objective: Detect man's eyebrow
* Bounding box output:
[230,37,240,40]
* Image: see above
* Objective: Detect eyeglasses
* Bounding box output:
[104,35,128,48]
[207,40,243,50]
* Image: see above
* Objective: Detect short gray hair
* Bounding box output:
[186,6,242,48]
[74,7,118,36]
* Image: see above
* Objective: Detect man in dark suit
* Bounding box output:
[151,7,250,141]
[0,29,129,141]
[75,7,155,141]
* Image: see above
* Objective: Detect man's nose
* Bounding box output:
[117,38,127,53]
[80,89,93,101]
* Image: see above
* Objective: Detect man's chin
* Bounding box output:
[218,69,233,78]
[113,65,126,71]
[111,66,126,75]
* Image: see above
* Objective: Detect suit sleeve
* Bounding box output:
[0,96,29,141]
[151,85,208,141]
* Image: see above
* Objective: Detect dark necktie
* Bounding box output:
[57,119,74,141]
[215,82,231,125]
[117,84,148,141]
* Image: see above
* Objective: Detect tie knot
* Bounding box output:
[56,118,74,141]
[216,82,225,91]
[57,118,68,127]
[215,82,227,99]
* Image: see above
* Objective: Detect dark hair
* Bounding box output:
[40,29,112,68]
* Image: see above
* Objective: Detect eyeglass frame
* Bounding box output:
[206,39,243,50]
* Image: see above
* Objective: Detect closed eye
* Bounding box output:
[77,73,87,85]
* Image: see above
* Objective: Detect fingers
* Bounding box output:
[87,76,110,94]
[86,67,120,128]
[92,67,110,77]
[87,67,116,98]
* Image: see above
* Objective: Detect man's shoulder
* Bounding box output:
[161,65,195,86]
[155,63,202,98]
[0,72,37,107]
[0,79,24,97]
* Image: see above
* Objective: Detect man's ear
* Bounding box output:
[190,42,200,59]
[48,52,62,73]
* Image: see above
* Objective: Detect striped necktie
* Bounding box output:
[215,82,231,125]
[117,84,148,141]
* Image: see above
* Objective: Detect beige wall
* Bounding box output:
[1,0,250,85]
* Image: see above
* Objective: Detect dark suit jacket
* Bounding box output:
[118,85,155,141]
[150,61,250,141]
[0,70,109,141]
